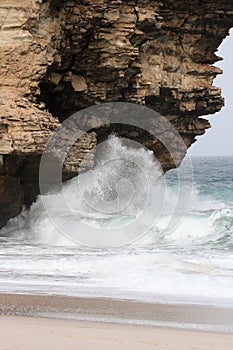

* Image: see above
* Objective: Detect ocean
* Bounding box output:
[0,136,233,309]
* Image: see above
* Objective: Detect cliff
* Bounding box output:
[0,0,233,228]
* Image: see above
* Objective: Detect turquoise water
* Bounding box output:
[188,157,233,205]
[0,138,233,308]
[165,156,233,251]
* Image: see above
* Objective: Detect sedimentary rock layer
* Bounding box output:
[0,0,233,227]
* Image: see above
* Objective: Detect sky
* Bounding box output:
[189,28,233,156]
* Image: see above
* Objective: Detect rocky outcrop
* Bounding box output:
[0,0,233,227]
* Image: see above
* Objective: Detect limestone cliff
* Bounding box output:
[0,0,233,228]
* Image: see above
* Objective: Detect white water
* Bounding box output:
[1,136,167,246]
[1,137,233,308]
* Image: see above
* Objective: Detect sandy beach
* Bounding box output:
[1,315,233,350]
[1,293,233,349]
[1,293,233,331]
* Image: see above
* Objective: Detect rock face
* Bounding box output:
[0,0,233,227]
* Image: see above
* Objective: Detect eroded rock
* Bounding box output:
[0,0,233,227]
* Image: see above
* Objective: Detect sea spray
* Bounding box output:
[2,137,230,249]
[1,136,166,246]
[1,145,233,307]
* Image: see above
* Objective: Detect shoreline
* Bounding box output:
[1,293,233,349]
[1,315,233,350]
[1,293,233,333]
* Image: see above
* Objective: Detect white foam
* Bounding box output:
[1,137,233,306]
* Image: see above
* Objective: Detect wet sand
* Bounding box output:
[1,293,233,349]
[1,293,233,332]
[1,315,233,350]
